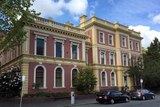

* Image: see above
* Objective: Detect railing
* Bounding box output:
[33,16,85,35]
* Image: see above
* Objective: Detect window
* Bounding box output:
[72,69,78,87]
[71,43,79,60]
[130,40,133,50]
[122,36,127,47]
[55,40,64,58]
[123,75,128,87]
[101,71,107,86]
[136,42,140,51]
[109,52,115,65]
[100,50,106,64]
[34,65,46,89]
[108,34,114,45]
[55,68,64,87]
[122,54,128,66]
[86,49,89,64]
[99,32,104,43]
[111,72,116,86]
[35,36,46,55]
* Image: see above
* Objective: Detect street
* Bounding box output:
[0,94,160,107]
[75,95,160,107]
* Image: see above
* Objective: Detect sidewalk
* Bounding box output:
[0,96,96,107]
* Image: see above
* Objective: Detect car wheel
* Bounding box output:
[110,99,114,104]
[125,98,129,102]
[152,96,155,99]
[142,96,146,100]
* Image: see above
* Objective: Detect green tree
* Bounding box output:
[128,56,143,88]
[0,0,39,52]
[76,67,97,94]
[142,37,160,90]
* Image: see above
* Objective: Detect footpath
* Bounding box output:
[0,95,96,107]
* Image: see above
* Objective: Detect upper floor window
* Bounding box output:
[86,49,89,64]
[35,36,46,56]
[109,52,115,65]
[122,53,128,66]
[108,34,114,45]
[130,40,133,50]
[71,43,79,60]
[100,50,106,64]
[122,36,127,47]
[99,32,105,43]
[136,42,140,51]
[54,40,64,58]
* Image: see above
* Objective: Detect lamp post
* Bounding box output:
[20,75,25,107]
[140,78,143,91]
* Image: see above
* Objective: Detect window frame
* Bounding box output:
[54,39,64,58]
[34,65,47,89]
[108,34,114,45]
[99,32,105,44]
[71,67,79,87]
[110,71,117,86]
[101,71,108,87]
[122,36,127,47]
[122,53,128,66]
[109,52,115,65]
[34,35,46,56]
[130,40,133,50]
[135,42,140,51]
[71,42,79,60]
[100,50,106,64]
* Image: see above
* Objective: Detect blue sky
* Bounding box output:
[31,0,160,48]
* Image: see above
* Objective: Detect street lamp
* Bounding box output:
[20,75,25,107]
[140,78,143,90]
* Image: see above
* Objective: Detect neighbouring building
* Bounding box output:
[0,15,142,94]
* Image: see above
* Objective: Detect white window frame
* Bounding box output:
[99,32,105,44]
[71,42,79,60]
[34,35,47,56]
[130,40,133,50]
[34,65,47,89]
[101,71,108,87]
[71,67,79,87]
[108,34,114,45]
[122,36,127,47]
[54,39,64,58]
[110,71,117,86]
[54,66,65,88]
[109,52,115,65]
[122,53,128,66]
[135,42,140,51]
[100,50,106,64]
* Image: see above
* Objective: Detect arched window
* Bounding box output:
[54,67,64,87]
[72,69,78,87]
[111,72,116,86]
[34,65,46,88]
[101,71,107,87]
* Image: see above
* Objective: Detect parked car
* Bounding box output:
[129,89,155,100]
[96,90,130,104]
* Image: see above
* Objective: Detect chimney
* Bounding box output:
[80,15,87,24]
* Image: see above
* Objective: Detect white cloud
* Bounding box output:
[129,25,160,48]
[31,0,88,20]
[89,1,98,17]
[152,14,160,24]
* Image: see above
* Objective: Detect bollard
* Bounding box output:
[71,91,75,105]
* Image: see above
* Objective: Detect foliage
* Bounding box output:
[0,0,39,52]
[76,67,97,94]
[128,56,143,88]
[142,37,160,89]
[0,67,22,98]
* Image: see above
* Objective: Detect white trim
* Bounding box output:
[54,66,65,88]
[99,32,105,44]
[122,53,128,66]
[70,67,79,87]
[122,36,127,47]
[135,42,140,51]
[34,65,47,89]
[130,40,133,50]
[34,32,49,37]
[108,34,114,45]
[100,50,106,64]
[70,40,82,44]
[71,42,79,60]
[85,48,89,64]
[110,70,117,86]
[101,70,108,87]
[34,35,47,56]
[109,52,115,65]
[53,36,66,40]
[54,39,64,58]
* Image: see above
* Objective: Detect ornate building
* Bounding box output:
[0,15,142,94]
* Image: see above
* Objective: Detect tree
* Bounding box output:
[0,0,39,52]
[142,37,160,90]
[76,67,97,94]
[128,56,143,89]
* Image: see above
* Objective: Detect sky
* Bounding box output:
[31,0,160,48]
